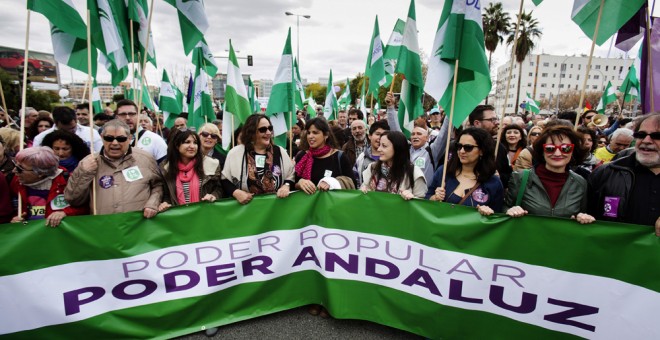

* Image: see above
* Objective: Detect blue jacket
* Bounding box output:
[425,165,504,212]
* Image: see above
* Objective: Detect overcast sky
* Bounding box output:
[0,0,651,89]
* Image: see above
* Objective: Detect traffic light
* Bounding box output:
[16,65,31,84]
[247,55,253,66]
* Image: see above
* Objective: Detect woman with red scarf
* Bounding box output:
[221,114,295,204]
[158,130,222,212]
[295,118,356,194]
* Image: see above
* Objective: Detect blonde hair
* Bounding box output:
[198,122,220,135]
[0,127,21,152]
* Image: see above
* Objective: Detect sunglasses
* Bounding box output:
[200,131,220,140]
[258,126,274,133]
[530,132,541,136]
[543,143,574,154]
[103,135,129,143]
[584,115,595,120]
[12,160,33,174]
[632,131,660,140]
[456,143,479,153]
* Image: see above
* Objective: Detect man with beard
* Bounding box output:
[468,105,511,187]
[588,113,659,233]
[354,119,389,187]
[342,119,367,168]
[114,99,167,163]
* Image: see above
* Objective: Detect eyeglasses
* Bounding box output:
[12,160,34,174]
[632,131,660,140]
[597,141,607,145]
[530,132,541,136]
[456,143,479,153]
[479,118,498,123]
[257,126,274,133]
[103,135,129,143]
[543,143,574,154]
[200,131,220,140]
[116,112,138,117]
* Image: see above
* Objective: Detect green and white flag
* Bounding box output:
[127,0,156,67]
[383,19,405,87]
[91,79,103,114]
[425,0,492,128]
[394,0,424,137]
[596,81,617,113]
[248,76,260,114]
[358,80,367,121]
[126,70,154,110]
[532,0,544,5]
[306,96,317,118]
[159,70,182,128]
[266,28,295,148]
[88,0,130,85]
[27,0,97,77]
[365,16,387,96]
[164,0,209,55]
[223,40,252,150]
[188,48,216,131]
[192,38,218,77]
[523,93,540,113]
[294,58,306,111]
[571,0,647,46]
[620,64,640,102]
[323,70,339,120]
[338,78,351,110]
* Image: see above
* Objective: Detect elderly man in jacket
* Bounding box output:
[65,119,163,218]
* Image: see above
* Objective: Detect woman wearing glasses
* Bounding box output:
[198,123,226,168]
[222,114,294,204]
[426,128,504,214]
[505,125,595,223]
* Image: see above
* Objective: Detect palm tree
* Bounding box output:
[506,10,542,114]
[482,3,510,104]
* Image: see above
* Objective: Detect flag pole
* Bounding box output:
[80,78,89,103]
[0,78,8,117]
[138,0,155,115]
[441,61,461,190]
[289,111,293,158]
[86,10,97,216]
[496,0,524,158]
[17,9,31,221]
[575,0,605,129]
[231,115,235,148]
[130,20,137,101]
[137,51,144,112]
[388,74,396,93]
[645,6,655,112]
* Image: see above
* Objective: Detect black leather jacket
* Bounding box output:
[587,154,636,223]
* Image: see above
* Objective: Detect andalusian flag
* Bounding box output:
[358,81,367,121]
[27,0,97,76]
[532,0,544,5]
[127,0,156,67]
[159,70,182,128]
[571,0,647,46]
[164,0,209,55]
[88,0,130,85]
[306,96,317,118]
[294,58,306,111]
[597,81,617,114]
[620,64,640,102]
[338,78,351,110]
[91,80,103,114]
[323,70,339,120]
[248,76,260,114]
[188,48,216,131]
[523,93,540,113]
[266,28,295,148]
[383,19,405,87]
[394,0,424,137]
[192,38,218,77]
[425,0,492,128]
[125,70,154,110]
[223,40,252,149]
[365,16,387,96]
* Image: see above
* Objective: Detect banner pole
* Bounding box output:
[16,9,31,221]
[575,0,605,129]
[231,115,235,148]
[86,10,97,216]
[645,7,655,112]
[137,0,155,114]
[496,0,524,158]
[289,111,293,159]
[441,60,460,191]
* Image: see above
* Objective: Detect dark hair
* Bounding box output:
[372,131,414,191]
[532,125,587,167]
[75,103,90,111]
[545,118,574,128]
[556,111,577,126]
[577,126,598,153]
[52,106,76,125]
[115,99,138,115]
[305,117,338,148]
[368,119,390,135]
[634,112,660,132]
[348,108,364,120]
[164,130,205,183]
[240,114,272,151]
[446,127,496,183]
[41,129,90,161]
[468,105,496,126]
[331,125,347,147]
[27,116,53,140]
[500,124,527,151]
[93,113,113,122]
[580,109,598,125]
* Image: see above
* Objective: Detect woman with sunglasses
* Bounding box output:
[198,123,226,168]
[295,117,356,194]
[158,130,222,212]
[505,125,595,223]
[426,128,503,214]
[513,125,542,171]
[222,114,294,204]
[9,146,88,227]
[360,131,427,200]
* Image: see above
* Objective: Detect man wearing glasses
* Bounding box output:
[114,100,167,163]
[33,106,102,152]
[65,119,163,218]
[588,113,659,233]
[468,105,511,187]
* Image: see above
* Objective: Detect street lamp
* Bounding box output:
[285,11,311,67]
[556,56,570,113]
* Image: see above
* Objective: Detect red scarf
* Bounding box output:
[176,159,201,204]
[295,145,332,180]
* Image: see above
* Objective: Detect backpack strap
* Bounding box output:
[515,169,530,206]
[336,150,344,176]
[425,145,436,170]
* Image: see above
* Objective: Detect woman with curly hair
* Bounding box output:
[41,129,90,174]
[27,116,54,147]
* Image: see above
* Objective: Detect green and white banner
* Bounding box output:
[1,192,659,339]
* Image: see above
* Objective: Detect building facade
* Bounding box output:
[66,82,123,103]
[212,74,252,102]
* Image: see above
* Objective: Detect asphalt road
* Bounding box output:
[176,306,424,340]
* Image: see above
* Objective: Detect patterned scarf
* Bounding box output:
[369,163,398,194]
[295,144,331,180]
[176,159,200,204]
[247,146,278,194]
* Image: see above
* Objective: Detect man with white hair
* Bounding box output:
[139,114,154,132]
[342,119,367,168]
[593,128,634,164]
